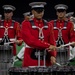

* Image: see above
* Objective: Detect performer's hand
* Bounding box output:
[50,56,56,65]
[14,40,23,44]
[46,45,57,52]
[71,42,75,46]
[14,40,19,44]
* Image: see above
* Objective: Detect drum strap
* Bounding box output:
[29,20,49,60]
[54,20,68,47]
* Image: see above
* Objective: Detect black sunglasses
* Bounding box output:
[32,7,44,13]
[57,9,66,12]
[4,9,13,13]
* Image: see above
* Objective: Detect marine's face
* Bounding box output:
[56,9,66,19]
[4,11,13,20]
[32,8,44,20]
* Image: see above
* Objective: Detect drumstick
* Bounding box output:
[4,42,14,45]
[55,62,61,66]
[57,42,75,49]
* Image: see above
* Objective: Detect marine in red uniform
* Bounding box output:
[21,2,57,67]
[23,12,31,21]
[14,12,32,61]
[49,4,75,65]
[15,12,34,61]
[0,5,23,56]
[65,12,74,21]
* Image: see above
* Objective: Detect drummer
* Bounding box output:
[21,2,57,67]
[49,4,75,65]
[0,5,23,56]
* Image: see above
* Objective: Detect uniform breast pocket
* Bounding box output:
[8,28,15,38]
[31,29,39,37]
[43,29,49,39]
[0,29,4,37]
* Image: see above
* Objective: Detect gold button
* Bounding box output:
[39,24,41,26]
[48,44,50,45]
[45,42,47,44]
[41,41,43,43]
[42,40,44,42]
[60,26,61,28]
[7,23,8,25]
[60,23,62,25]
[6,26,8,27]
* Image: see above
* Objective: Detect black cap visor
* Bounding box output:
[32,7,44,13]
[4,9,13,13]
[57,9,66,12]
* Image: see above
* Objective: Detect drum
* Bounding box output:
[56,47,69,65]
[8,66,75,75]
[0,45,13,62]
[0,45,13,75]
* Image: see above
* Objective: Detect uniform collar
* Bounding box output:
[4,19,12,22]
[57,19,65,22]
[33,18,43,23]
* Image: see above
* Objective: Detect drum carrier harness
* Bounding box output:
[30,20,49,66]
[53,20,69,65]
[0,20,15,75]
[0,20,15,45]
[54,20,68,47]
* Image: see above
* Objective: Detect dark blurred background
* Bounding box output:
[0,0,74,23]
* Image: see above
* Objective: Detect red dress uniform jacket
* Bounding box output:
[21,18,57,67]
[49,20,75,44]
[0,19,22,55]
